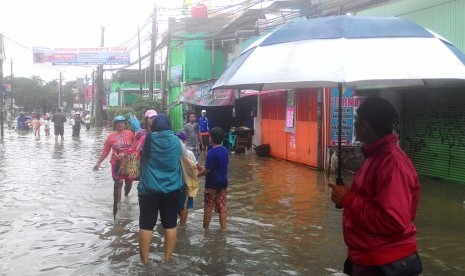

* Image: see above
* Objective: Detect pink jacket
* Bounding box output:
[341,134,420,266]
[100,130,135,166]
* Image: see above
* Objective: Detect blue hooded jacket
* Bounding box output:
[138,115,183,195]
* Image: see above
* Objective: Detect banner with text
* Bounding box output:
[33,47,130,65]
[330,87,365,146]
[180,80,235,106]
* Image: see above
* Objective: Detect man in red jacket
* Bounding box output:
[330,96,422,276]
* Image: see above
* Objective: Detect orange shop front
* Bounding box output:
[259,88,323,168]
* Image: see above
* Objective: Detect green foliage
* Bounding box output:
[62,81,78,111]
[9,76,80,113]
[11,76,54,112]
[130,95,162,128]
[108,106,135,131]
[108,107,134,119]
[105,95,162,131]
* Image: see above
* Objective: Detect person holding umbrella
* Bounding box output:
[93,115,135,202]
[138,114,183,264]
[329,97,422,276]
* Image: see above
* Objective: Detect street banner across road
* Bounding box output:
[33,47,130,65]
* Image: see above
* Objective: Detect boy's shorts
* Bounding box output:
[204,188,227,213]
[179,191,194,210]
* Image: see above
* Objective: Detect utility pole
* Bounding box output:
[10,58,13,108]
[0,34,4,137]
[95,26,105,127]
[91,69,95,119]
[211,38,215,78]
[84,74,87,112]
[162,34,170,111]
[138,26,143,95]
[149,5,157,100]
[59,71,62,109]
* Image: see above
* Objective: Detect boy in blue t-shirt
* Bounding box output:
[198,127,229,229]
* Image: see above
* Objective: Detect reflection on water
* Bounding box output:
[0,125,464,275]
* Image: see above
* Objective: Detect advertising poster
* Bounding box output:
[180,80,235,106]
[33,47,130,65]
[109,93,119,107]
[170,65,183,87]
[285,90,296,133]
[330,86,365,146]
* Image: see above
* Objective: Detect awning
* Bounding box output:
[239,89,285,97]
[179,80,236,106]
[170,80,285,110]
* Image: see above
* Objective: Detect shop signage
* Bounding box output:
[330,86,365,146]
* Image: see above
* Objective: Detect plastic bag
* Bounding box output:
[117,148,141,181]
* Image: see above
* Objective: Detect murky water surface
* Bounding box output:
[0,125,464,275]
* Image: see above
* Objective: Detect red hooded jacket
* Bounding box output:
[341,133,420,266]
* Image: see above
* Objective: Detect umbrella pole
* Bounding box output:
[336,83,344,209]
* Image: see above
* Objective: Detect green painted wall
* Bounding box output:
[170,86,183,132]
[168,32,227,130]
[358,0,465,52]
[168,40,186,131]
[110,81,160,94]
[110,81,161,105]
[185,38,226,81]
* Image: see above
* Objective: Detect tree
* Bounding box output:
[10,76,79,114]
[11,76,50,111]
[131,96,162,128]
[62,81,77,112]
[107,95,162,130]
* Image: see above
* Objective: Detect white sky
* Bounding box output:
[1,0,256,82]
[0,0,189,82]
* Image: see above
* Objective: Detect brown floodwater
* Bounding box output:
[0,124,464,275]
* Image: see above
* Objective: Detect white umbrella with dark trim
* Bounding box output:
[213,15,465,188]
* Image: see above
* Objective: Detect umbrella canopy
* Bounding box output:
[213,15,465,91]
[212,15,465,190]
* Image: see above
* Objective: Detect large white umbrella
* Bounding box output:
[213,15,465,186]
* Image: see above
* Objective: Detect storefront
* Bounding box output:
[401,88,465,183]
[260,88,321,168]
[174,80,258,138]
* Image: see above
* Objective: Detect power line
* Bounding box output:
[3,35,33,53]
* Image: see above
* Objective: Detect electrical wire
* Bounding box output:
[3,0,394,78]
[3,35,33,53]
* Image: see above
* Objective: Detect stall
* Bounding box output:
[231,126,253,153]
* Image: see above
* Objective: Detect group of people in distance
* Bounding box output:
[19,108,92,141]
[93,109,229,264]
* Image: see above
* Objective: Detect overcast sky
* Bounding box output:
[0,0,193,82]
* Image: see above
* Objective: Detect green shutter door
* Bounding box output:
[401,89,465,184]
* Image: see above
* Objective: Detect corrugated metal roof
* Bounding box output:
[170,0,398,39]
[310,0,398,16]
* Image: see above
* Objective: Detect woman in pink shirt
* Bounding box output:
[94,115,135,202]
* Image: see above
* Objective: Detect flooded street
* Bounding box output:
[1,125,465,275]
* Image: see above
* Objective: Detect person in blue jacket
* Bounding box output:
[138,114,183,264]
[17,112,31,131]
